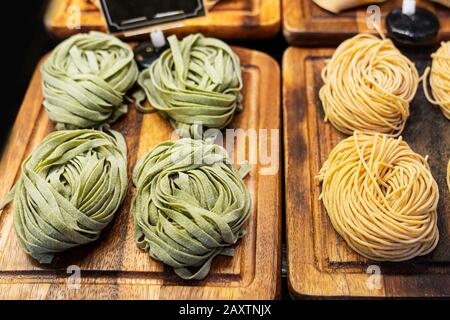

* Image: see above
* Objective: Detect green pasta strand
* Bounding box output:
[132,138,251,280]
[0,129,128,263]
[42,31,138,130]
[136,34,243,138]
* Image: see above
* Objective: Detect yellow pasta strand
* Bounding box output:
[318,132,440,261]
[422,41,450,120]
[447,159,450,192]
[319,34,419,136]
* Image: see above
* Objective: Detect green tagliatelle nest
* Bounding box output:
[1,129,128,263]
[132,138,251,280]
[136,34,243,138]
[41,32,138,130]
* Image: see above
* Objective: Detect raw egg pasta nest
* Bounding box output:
[318,132,440,261]
[423,41,450,120]
[319,34,419,136]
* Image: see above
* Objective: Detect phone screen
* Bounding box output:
[99,0,206,33]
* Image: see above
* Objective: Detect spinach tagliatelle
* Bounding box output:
[136,34,243,138]
[41,32,138,130]
[0,129,128,263]
[132,138,251,280]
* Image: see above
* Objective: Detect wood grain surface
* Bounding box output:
[283,47,450,298]
[45,0,280,40]
[283,0,450,45]
[0,47,281,300]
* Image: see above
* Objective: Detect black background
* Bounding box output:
[0,1,58,154]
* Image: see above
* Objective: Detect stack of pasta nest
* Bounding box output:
[318,33,448,262]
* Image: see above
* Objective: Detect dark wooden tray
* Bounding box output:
[283,46,450,298]
[0,47,281,300]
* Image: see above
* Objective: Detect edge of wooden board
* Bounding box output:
[44,0,281,40]
[282,0,358,46]
[0,47,282,300]
[282,0,450,46]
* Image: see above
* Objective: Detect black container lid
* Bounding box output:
[386,7,440,45]
[134,41,168,69]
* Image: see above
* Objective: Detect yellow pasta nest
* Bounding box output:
[319,34,419,136]
[318,132,440,261]
[423,41,450,120]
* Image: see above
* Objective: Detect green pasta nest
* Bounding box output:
[2,129,128,263]
[136,34,243,138]
[41,32,138,130]
[132,138,251,280]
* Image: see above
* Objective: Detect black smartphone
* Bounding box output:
[99,0,206,33]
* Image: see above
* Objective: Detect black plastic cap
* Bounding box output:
[386,7,440,45]
[134,41,168,69]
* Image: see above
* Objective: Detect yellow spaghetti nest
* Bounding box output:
[319,34,419,136]
[318,132,440,261]
[423,41,450,120]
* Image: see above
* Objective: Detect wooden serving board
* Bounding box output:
[283,0,450,45]
[0,47,281,300]
[45,0,280,40]
[283,47,450,298]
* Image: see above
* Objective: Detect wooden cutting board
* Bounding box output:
[283,0,450,45]
[283,47,450,298]
[0,47,281,300]
[45,0,280,40]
